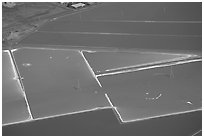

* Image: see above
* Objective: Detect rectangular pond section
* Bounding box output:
[19,32,201,51]
[19,3,201,52]
[83,50,192,75]
[2,50,31,125]
[98,61,201,122]
[13,48,110,119]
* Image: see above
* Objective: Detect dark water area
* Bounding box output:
[2,109,202,136]
[39,21,201,36]
[3,3,202,136]
[18,2,201,52]
[56,2,202,21]
[20,32,201,52]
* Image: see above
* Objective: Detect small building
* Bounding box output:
[6,31,20,40]
[2,2,16,8]
[71,3,86,9]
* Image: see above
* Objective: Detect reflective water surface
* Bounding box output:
[13,48,110,119]
[83,50,193,75]
[98,61,201,122]
[2,51,31,125]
